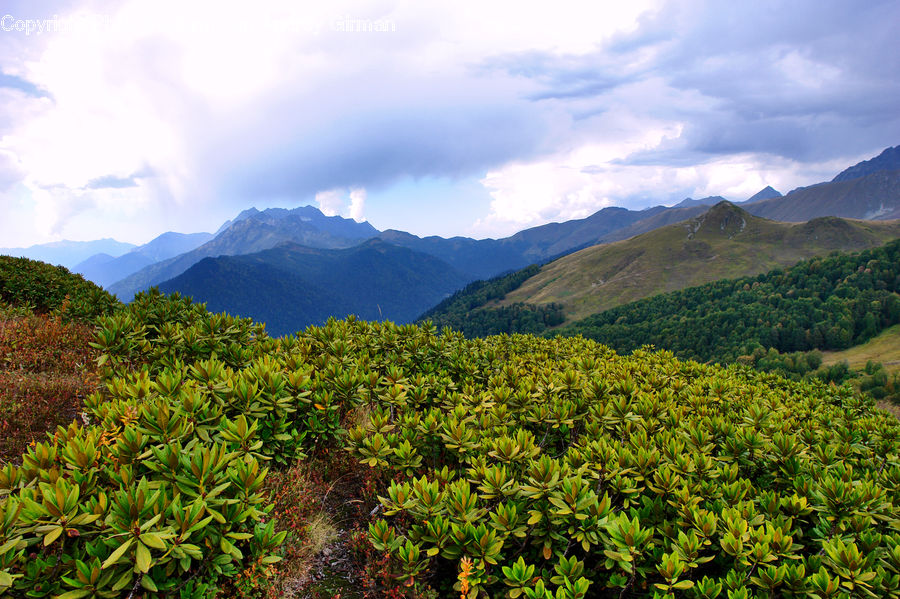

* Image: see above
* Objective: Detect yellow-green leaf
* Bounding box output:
[140,574,158,592]
[102,538,133,570]
[43,526,63,546]
[135,542,152,573]
[140,532,166,550]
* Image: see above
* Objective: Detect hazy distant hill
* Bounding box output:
[109,206,378,300]
[424,202,900,333]
[595,204,710,244]
[75,231,213,288]
[742,146,900,222]
[0,239,135,269]
[158,239,468,336]
[376,231,528,281]
[378,205,675,280]
[672,195,727,209]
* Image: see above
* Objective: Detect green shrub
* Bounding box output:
[2,286,899,597]
[0,256,118,322]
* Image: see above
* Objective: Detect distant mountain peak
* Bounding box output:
[832,145,900,182]
[689,201,752,239]
[744,186,782,204]
[674,196,727,209]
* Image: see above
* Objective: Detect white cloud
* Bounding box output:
[348,187,366,221]
[314,187,367,221]
[0,0,897,246]
[314,189,344,217]
[0,0,667,245]
[473,147,845,237]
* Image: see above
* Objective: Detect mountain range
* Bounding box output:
[159,239,468,336]
[0,239,135,269]
[74,232,214,288]
[3,144,899,335]
[108,206,379,300]
[493,201,900,323]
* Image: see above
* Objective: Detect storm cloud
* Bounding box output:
[0,0,897,245]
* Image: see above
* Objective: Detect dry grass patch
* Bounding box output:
[0,311,98,461]
[260,453,367,599]
[823,324,900,374]
[877,399,900,420]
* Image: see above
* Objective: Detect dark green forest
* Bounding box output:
[420,264,565,336]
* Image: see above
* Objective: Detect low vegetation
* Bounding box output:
[0,308,99,461]
[1,257,899,598]
[0,287,896,596]
[0,259,116,462]
[0,255,117,321]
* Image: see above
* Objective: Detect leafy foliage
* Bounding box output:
[0,291,284,597]
[337,328,900,598]
[2,266,900,597]
[0,256,118,322]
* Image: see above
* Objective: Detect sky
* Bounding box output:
[0,0,898,247]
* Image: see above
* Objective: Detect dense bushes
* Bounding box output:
[0,291,286,597]
[1,276,900,596]
[341,332,900,597]
[0,256,117,321]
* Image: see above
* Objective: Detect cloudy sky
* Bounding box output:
[1,0,898,247]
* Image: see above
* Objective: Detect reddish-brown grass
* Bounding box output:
[0,312,99,462]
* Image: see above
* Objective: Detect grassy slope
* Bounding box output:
[499,202,900,322]
[823,323,900,374]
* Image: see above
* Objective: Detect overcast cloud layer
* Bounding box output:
[1,0,898,246]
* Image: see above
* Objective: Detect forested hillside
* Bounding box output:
[423,204,900,335]
[420,265,566,336]
[159,239,469,335]
[500,205,900,323]
[556,239,900,362]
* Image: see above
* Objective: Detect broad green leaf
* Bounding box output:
[135,542,152,573]
[102,538,133,570]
